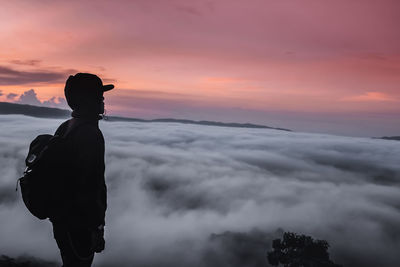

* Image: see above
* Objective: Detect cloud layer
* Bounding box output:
[0,65,73,86]
[0,115,399,266]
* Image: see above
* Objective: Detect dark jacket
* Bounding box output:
[51,113,107,228]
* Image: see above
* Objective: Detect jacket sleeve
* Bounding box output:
[73,125,107,228]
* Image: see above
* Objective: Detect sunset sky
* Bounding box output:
[0,0,399,136]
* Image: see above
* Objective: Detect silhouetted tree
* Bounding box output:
[267,232,342,267]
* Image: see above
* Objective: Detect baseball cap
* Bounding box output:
[64,73,114,109]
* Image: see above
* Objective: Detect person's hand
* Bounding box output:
[91,225,105,253]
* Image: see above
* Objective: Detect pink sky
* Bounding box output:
[0,0,399,136]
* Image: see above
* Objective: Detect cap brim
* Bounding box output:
[102,84,114,92]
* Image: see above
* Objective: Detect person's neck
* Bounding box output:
[71,110,102,120]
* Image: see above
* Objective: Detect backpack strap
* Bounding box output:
[55,118,86,139]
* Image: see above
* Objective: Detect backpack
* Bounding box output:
[18,120,80,220]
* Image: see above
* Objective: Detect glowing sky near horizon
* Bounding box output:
[0,0,399,136]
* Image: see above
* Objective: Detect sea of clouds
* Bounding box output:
[0,114,399,267]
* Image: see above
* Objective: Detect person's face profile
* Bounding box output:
[99,95,105,114]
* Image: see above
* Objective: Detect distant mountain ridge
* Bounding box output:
[377,136,400,141]
[0,102,291,131]
[0,101,70,118]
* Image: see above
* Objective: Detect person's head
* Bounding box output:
[64,73,114,115]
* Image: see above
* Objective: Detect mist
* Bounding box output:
[0,114,399,267]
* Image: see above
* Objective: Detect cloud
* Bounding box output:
[0,115,399,266]
[0,65,75,86]
[8,89,68,109]
[342,91,397,102]
[9,59,42,66]
[203,229,282,267]
[42,96,68,108]
[174,4,203,16]
[6,93,18,100]
[17,89,42,106]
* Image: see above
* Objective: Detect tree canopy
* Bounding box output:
[267,232,342,267]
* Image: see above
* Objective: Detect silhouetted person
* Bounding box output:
[50,73,114,267]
